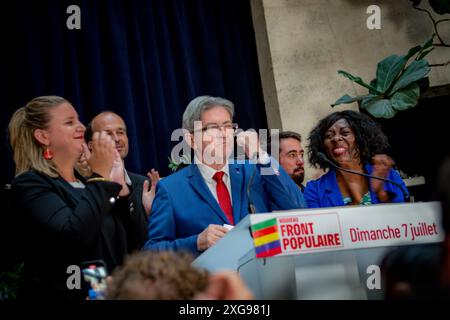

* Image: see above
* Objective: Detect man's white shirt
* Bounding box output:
[195,157,233,206]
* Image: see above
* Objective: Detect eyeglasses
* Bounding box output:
[197,123,239,136]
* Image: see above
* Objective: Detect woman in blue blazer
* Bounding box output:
[304,110,408,208]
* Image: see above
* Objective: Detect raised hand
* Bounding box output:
[109,149,130,196]
[142,169,161,217]
[236,130,260,160]
[85,132,115,179]
[76,145,93,177]
[371,154,395,202]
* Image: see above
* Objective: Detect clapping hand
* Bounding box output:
[109,149,130,196]
[82,132,115,179]
[76,147,93,177]
[371,154,394,202]
[142,169,160,217]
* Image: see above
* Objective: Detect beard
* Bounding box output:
[291,169,304,187]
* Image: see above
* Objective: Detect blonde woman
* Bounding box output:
[9,96,140,299]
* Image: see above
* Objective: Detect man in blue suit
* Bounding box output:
[144,96,307,255]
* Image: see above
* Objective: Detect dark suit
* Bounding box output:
[125,171,149,250]
[11,170,147,300]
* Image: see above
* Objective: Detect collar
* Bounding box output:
[124,169,132,186]
[194,156,230,181]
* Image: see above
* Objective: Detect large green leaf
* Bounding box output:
[374,46,421,93]
[421,34,435,52]
[361,98,397,119]
[389,60,430,94]
[331,94,357,107]
[404,45,423,61]
[375,55,407,93]
[337,70,382,95]
[361,94,382,107]
[417,47,435,60]
[416,34,435,60]
[429,0,450,14]
[369,78,379,94]
[391,83,420,111]
[331,94,379,107]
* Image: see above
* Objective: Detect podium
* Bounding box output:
[193,201,444,299]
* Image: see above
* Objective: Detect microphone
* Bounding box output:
[233,133,257,214]
[317,152,410,203]
[247,165,257,214]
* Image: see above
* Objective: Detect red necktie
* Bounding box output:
[213,171,234,225]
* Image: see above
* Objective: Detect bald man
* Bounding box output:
[84,111,159,251]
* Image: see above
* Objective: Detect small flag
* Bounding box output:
[251,218,282,258]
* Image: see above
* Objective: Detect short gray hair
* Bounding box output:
[182,95,235,132]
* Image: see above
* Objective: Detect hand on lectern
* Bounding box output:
[197,224,229,251]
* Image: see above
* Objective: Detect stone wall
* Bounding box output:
[251,0,450,181]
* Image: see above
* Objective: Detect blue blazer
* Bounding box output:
[144,159,307,254]
[304,164,408,208]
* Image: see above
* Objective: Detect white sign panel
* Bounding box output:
[250,202,443,258]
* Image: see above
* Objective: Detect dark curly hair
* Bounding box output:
[105,251,209,300]
[307,110,389,169]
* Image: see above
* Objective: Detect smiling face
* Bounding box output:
[38,102,86,160]
[279,137,305,186]
[91,112,129,159]
[323,118,359,166]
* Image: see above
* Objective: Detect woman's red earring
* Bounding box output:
[43,148,54,160]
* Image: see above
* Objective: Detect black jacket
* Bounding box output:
[123,171,149,251]
[11,170,148,300]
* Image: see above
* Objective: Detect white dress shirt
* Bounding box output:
[195,157,233,206]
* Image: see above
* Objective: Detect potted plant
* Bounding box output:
[332,0,450,118]
[331,35,434,118]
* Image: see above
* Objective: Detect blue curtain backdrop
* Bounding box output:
[0,0,267,185]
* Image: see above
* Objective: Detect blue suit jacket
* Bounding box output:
[144,158,307,254]
[304,164,409,208]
